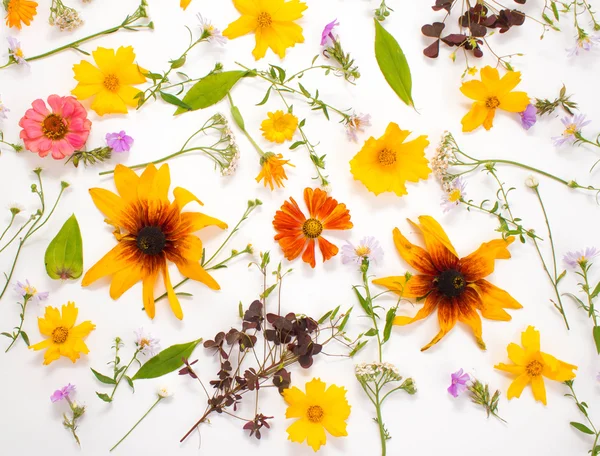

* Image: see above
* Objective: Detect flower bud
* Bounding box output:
[525,175,539,188]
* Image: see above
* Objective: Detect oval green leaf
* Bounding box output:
[44,214,83,280]
[374,19,414,107]
[91,368,116,385]
[132,338,202,380]
[570,422,595,435]
[175,71,252,115]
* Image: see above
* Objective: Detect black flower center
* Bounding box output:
[136,226,166,255]
[436,269,466,298]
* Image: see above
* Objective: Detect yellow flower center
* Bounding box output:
[378,148,397,166]
[564,124,578,135]
[42,114,68,140]
[273,116,290,132]
[52,326,69,344]
[136,226,167,255]
[140,338,150,348]
[15,48,24,58]
[306,405,324,423]
[448,188,462,203]
[24,285,37,295]
[302,218,323,239]
[526,360,543,377]
[355,246,371,257]
[257,12,273,28]
[486,96,500,109]
[103,74,120,93]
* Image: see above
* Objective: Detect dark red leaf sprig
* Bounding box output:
[423,0,526,68]
[177,252,356,445]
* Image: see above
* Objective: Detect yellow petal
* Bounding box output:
[184,212,227,231]
[70,321,96,339]
[88,188,125,224]
[305,422,327,452]
[506,373,530,400]
[461,102,488,132]
[143,272,157,319]
[482,107,496,130]
[92,47,117,74]
[272,0,307,20]
[322,416,348,438]
[460,79,488,101]
[180,0,191,9]
[117,84,143,108]
[461,237,514,282]
[82,243,129,286]
[223,15,256,39]
[71,83,103,100]
[110,266,142,299]
[29,338,52,351]
[286,419,310,445]
[494,362,525,375]
[497,70,522,95]
[42,344,61,365]
[284,387,308,418]
[138,164,158,198]
[414,216,459,270]
[480,65,501,92]
[90,90,128,116]
[176,260,220,290]
[61,302,78,328]
[173,187,203,209]
[530,375,547,405]
[252,26,272,60]
[372,274,434,298]
[507,343,526,365]
[114,164,140,201]
[393,292,439,326]
[163,266,183,320]
[521,326,540,352]
[73,60,105,85]
[498,91,530,113]
[232,0,260,15]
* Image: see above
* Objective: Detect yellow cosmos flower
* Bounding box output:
[223,0,307,60]
[260,110,298,143]
[460,66,529,132]
[82,164,227,320]
[71,46,146,116]
[29,302,95,365]
[256,152,294,190]
[495,326,577,405]
[283,378,350,452]
[350,122,431,196]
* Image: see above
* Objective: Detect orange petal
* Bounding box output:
[163,266,183,320]
[461,237,514,282]
[457,289,486,349]
[173,187,203,210]
[88,188,125,225]
[317,236,339,263]
[394,291,440,326]
[413,216,459,271]
[302,239,316,268]
[471,280,522,322]
[421,296,458,351]
[482,108,496,130]
[373,274,434,298]
[275,233,307,262]
[176,260,220,290]
[82,243,130,286]
[391,227,437,275]
[142,272,157,319]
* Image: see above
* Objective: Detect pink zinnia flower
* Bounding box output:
[19,95,92,160]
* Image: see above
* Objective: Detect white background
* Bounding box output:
[1,0,600,455]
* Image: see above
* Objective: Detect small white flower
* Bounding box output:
[0,95,9,120]
[345,113,371,142]
[157,386,172,398]
[197,14,227,45]
[341,237,384,265]
[525,175,539,188]
[7,37,28,66]
[134,328,160,356]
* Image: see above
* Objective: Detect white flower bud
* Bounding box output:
[525,175,539,188]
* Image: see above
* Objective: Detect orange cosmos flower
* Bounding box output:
[373,216,522,351]
[5,0,38,29]
[82,164,227,320]
[256,152,294,190]
[273,188,352,268]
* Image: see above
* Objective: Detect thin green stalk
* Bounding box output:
[581,266,598,325]
[374,387,387,456]
[226,93,265,157]
[0,213,16,244]
[363,268,383,363]
[109,349,140,401]
[4,295,31,352]
[110,397,163,452]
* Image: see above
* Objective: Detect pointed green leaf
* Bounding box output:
[91,368,117,385]
[96,392,113,403]
[383,306,397,343]
[125,376,135,391]
[593,326,600,355]
[570,422,594,435]
[175,71,253,114]
[160,92,192,110]
[353,286,373,316]
[20,331,29,346]
[132,338,202,380]
[374,19,413,107]
[44,214,83,280]
[364,328,378,337]
[591,280,600,299]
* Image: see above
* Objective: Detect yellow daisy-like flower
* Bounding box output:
[81,164,227,320]
[71,46,146,116]
[350,122,431,196]
[283,378,350,452]
[256,152,294,190]
[29,302,95,365]
[260,110,298,143]
[495,326,577,405]
[223,0,307,60]
[460,66,530,132]
[5,0,37,29]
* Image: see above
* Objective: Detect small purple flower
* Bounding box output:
[441,178,467,212]
[7,37,28,66]
[342,236,384,265]
[448,369,470,398]
[345,113,371,142]
[552,114,591,146]
[519,104,537,130]
[197,14,227,45]
[134,328,160,356]
[567,33,600,57]
[320,19,339,46]
[51,384,76,403]
[106,131,134,153]
[13,280,49,303]
[564,247,599,268]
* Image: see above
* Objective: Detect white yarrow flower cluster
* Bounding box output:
[355,362,402,382]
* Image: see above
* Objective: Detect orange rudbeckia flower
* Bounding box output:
[82,164,227,320]
[373,216,522,351]
[273,188,352,268]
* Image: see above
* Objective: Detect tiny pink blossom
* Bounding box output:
[19,95,91,160]
[51,384,76,403]
[106,131,134,153]
[321,19,339,46]
[448,369,470,397]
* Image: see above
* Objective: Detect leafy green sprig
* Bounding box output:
[535,85,578,116]
[565,380,600,456]
[468,379,506,422]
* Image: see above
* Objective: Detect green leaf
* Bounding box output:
[364,328,378,337]
[160,92,192,110]
[593,326,600,355]
[591,280,600,299]
[175,71,252,114]
[289,140,305,150]
[551,1,560,20]
[383,306,397,343]
[20,331,29,346]
[374,19,413,107]
[353,286,373,316]
[169,55,186,69]
[96,392,113,403]
[125,376,135,391]
[349,340,368,357]
[132,338,202,380]
[261,284,278,300]
[556,270,567,284]
[91,368,117,385]
[318,310,333,324]
[1,332,12,338]
[231,105,245,131]
[570,422,595,435]
[44,214,83,280]
[338,308,352,332]
[256,87,272,106]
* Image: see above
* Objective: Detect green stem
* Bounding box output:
[0,213,16,244]
[532,187,569,329]
[110,397,163,452]
[226,93,265,157]
[4,295,30,352]
[374,386,387,456]
[109,350,140,401]
[363,267,383,363]
[581,266,598,326]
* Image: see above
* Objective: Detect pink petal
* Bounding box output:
[52,139,74,159]
[31,99,50,116]
[21,108,45,123]
[47,95,64,116]
[65,132,88,149]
